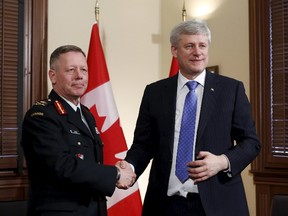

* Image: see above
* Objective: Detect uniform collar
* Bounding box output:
[58,95,80,112]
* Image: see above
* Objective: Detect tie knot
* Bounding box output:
[186,81,198,91]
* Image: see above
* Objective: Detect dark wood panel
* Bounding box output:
[255,175,288,216]
[0,0,47,202]
[249,0,288,215]
[0,173,28,201]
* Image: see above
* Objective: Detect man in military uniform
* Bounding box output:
[21,45,135,216]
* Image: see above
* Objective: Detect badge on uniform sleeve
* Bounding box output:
[30,112,44,117]
[76,153,84,160]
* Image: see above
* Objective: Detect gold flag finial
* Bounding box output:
[182,0,187,21]
[95,0,99,22]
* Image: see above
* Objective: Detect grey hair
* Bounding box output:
[49,45,86,70]
[170,19,211,47]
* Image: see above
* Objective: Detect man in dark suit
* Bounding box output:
[123,19,261,216]
[21,45,135,216]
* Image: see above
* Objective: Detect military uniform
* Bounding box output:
[21,90,117,216]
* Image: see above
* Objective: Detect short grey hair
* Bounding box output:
[170,19,211,47]
[49,45,86,70]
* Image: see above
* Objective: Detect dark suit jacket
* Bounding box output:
[21,90,117,216]
[125,71,261,216]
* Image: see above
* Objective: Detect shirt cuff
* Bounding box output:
[222,154,232,178]
[128,163,135,173]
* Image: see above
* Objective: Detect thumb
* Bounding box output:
[120,160,127,169]
[196,151,208,159]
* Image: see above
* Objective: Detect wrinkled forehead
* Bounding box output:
[52,52,87,69]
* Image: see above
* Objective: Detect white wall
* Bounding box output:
[48,0,255,215]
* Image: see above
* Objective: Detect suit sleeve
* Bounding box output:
[224,81,261,176]
[125,85,155,177]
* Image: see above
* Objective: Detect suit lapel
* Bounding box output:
[162,75,178,153]
[197,72,219,142]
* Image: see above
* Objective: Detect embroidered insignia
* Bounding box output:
[76,153,84,160]
[54,100,67,115]
[31,112,44,117]
[35,100,48,106]
[70,130,81,135]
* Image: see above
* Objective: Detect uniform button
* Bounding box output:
[77,142,81,146]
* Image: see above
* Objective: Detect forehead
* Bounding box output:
[59,51,85,61]
[57,52,87,66]
[179,34,209,44]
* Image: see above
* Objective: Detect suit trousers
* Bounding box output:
[163,193,206,216]
[33,200,99,216]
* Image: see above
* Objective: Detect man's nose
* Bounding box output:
[192,46,201,55]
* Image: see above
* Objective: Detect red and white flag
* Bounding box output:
[81,23,142,216]
[169,56,179,77]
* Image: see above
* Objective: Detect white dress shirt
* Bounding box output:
[167,70,206,198]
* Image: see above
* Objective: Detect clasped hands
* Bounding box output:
[115,160,136,189]
[114,152,228,188]
[187,151,229,183]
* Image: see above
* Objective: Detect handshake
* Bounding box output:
[115,160,136,190]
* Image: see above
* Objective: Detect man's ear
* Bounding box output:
[49,69,56,85]
[171,46,178,58]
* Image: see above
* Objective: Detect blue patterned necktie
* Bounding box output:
[176,80,198,183]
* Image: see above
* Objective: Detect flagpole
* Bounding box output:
[95,0,99,22]
[84,1,143,214]
[182,0,187,21]
[169,0,185,77]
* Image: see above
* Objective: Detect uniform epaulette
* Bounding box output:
[54,100,67,115]
[30,99,52,118]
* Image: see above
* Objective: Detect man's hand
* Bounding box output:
[115,160,136,189]
[187,151,229,183]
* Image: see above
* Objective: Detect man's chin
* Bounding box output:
[72,92,85,98]
[191,67,205,74]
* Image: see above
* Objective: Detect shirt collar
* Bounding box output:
[58,95,80,112]
[178,69,206,90]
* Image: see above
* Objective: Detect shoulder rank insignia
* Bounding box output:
[35,99,50,106]
[54,100,67,115]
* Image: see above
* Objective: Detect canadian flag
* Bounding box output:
[81,23,142,216]
[169,56,179,77]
